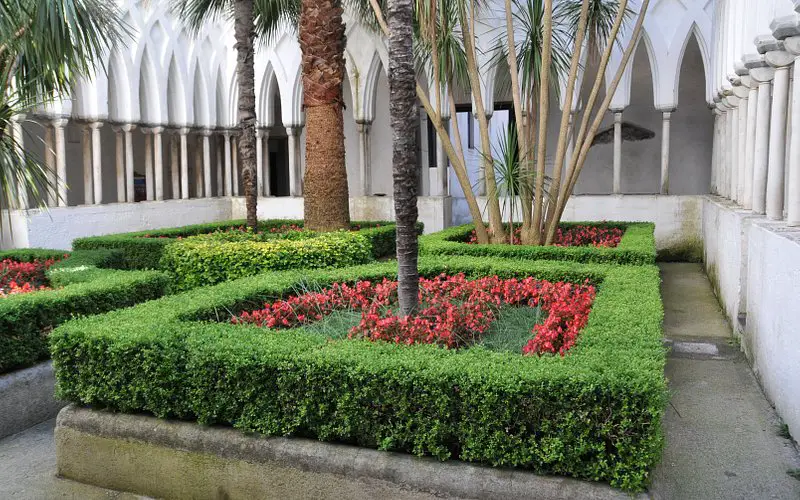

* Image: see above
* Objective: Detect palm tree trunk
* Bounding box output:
[300,0,351,231]
[233,0,258,231]
[387,0,418,315]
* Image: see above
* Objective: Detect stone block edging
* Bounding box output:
[0,361,65,439]
[55,405,646,500]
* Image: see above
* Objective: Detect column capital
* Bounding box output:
[765,50,794,69]
[178,127,191,135]
[150,126,165,134]
[659,109,676,118]
[745,53,776,83]
[356,120,372,133]
[722,96,740,109]
[731,83,749,99]
[256,128,268,139]
[51,118,68,129]
[111,125,124,134]
[285,126,301,137]
[756,35,782,55]
[88,121,104,130]
[199,128,214,137]
[613,110,623,123]
[783,35,800,56]
[120,123,136,133]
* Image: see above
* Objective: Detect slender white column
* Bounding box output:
[169,132,180,199]
[179,128,190,199]
[262,130,271,196]
[10,115,28,208]
[436,117,449,196]
[232,135,240,197]
[142,129,154,201]
[216,135,224,196]
[612,110,623,194]
[743,80,759,209]
[256,128,264,197]
[710,108,721,195]
[718,106,729,198]
[785,36,800,225]
[733,83,749,202]
[223,131,233,196]
[724,100,739,202]
[151,126,164,201]
[357,121,372,196]
[90,122,104,205]
[748,60,775,214]
[660,109,674,195]
[113,125,125,203]
[476,113,490,196]
[82,124,93,205]
[286,126,301,196]
[121,124,136,203]
[52,119,68,207]
[202,130,212,198]
[765,50,793,219]
[44,123,57,206]
[194,135,204,198]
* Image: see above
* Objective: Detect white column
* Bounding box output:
[710,109,719,194]
[724,99,739,202]
[660,109,674,195]
[169,131,180,199]
[179,128,190,199]
[749,62,774,214]
[10,115,28,208]
[357,121,372,196]
[143,129,154,201]
[44,123,57,206]
[152,126,164,201]
[263,130,271,196]
[734,84,749,202]
[435,117,449,196]
[718,105,729,198]
[113,125,125,203]
[202,130,212,198]
[194,135,204,198]
[82,124,93,205]
[765,50,793,219]
[612,110,623,194]
[90,121,103,205]
[785,36,800,225]
[256,128,264,197]
[743,80,759,209]
[122,124,136,203]
[216,134,224,196]
[52,119,68,207]
[223,131,233,196]
[287,126,301,196]
[232,135,240,197]
[476,113,489,196]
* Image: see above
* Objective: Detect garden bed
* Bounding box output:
[51,255,666,490]
[419,222,656,265]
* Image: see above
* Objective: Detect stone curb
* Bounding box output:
[0,361,66,439]
[56,405,648,500]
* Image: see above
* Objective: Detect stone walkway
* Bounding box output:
[1,263,799,499]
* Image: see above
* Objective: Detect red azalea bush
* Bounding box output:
[0,258,56,297]
[467,224,623,248]
[233,273,595,355]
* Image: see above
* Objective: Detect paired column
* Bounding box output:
[732,80,750,203]
[223,131,233,196]
[44,123,57,206]
[169,131,180,199]
[659,109,674,195]
[286,126,303,196]
[202,130,213,198]
[82,123,93,205]
[122,124,136,203]
[612,110,623,194]
[765,48,793,220]
[9,115,28,208]
[435,117,449,196]
[194,135,204,198]
[357,121,372,196]
[746,57,775,214]
[152,127,165,201]
[743,77,759,209]
[143,128,154,201]
[256,128,271,197]
[723,97,739,203]
[113,125,126,203]
[710,108,721,195]
[716,104,728,198]
[179,128,190,199]
[52,119,68,207]
[232,135,239,197]
[216,135,224,196]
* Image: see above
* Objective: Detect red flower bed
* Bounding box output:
[0,258,56,297]
[467,225,623,247]
[233,274,595,355]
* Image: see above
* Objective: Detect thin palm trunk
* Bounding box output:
[300,0,351,231]
[233,0,258,231]
[388,0,418,315]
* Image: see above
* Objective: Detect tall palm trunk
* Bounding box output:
[388,0,418,315]
[300,0,350,231]
[233,0,258,231]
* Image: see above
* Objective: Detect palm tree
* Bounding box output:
[299,0,351,231]
[387,0,418,314]
[1,0,125,217]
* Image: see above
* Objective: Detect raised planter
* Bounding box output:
[56,405,645,500]
[0,361,65,439]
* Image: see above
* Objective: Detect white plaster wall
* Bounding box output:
[744,220,800,440]
[2,199,232,250]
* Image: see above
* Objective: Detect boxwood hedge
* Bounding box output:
[419,221,656,265]
[73,219,413,270]
[51,255,666,490]
[0,249,170,374]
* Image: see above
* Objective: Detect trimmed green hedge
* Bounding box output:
[73,219,413,270]
[52,255,666,490]
[0,249,170,374]
[419,222,657,265]
[161,231,375,290]
[0,248,68,262]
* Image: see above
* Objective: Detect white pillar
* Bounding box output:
[287,126,302,196]
[194,135,204,198]
[179,128,190,199]
[262,130,271,196]
[256,128,264,197]
[10,115,28,208]
[202,130,212,198]
[82,124,93,205]
[743,80,759,209]
[718,106,729,198]
[765,50,793,220]
[710,108,720,195]
[113,125,125,203]
[734,85,749,202]
[660,109,674,195]
[784,35,800,225]
[90,121,103,205]
[44,123,57,206]
[216,135,224,196]
[612,110,623,194]
[357,121,372,196]
[223,131,233,196]
[143,129,154,201]
[232,135,240,197]
[435,117,449,196]
[52,119,68,207]
[476,113,489,196]
[152,126,164,201]
[725,100,739,202]
[748,61,774,214]
[169,131,180,199]
[122,124,136,203]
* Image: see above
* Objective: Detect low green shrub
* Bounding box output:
[52,255,666,490]
[73,219,412,270]
[161,231,374,290]
[419,222,656,266]
[0,249,170,374]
